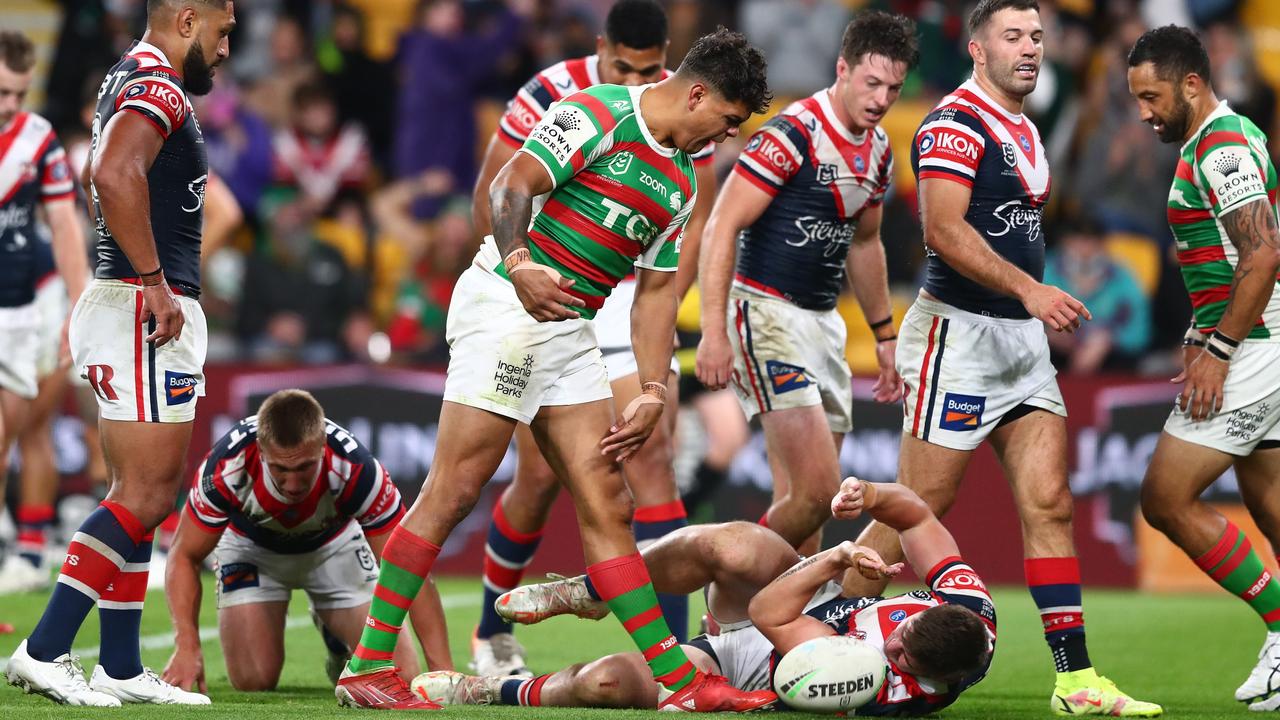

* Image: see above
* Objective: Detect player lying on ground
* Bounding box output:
[161,389,452,692]
[414,478,995,715]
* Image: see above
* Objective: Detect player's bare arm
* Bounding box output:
[490,152,586,321]
[1178,197,1280,420]
[365,529,455,672]
[831,477,960,586]
[695,170,773,389]
[91,109,183,345]
[472,134,520,238]
[749,541,900,655]
[161,513,223,693]
[44,196,88,365]
[602,267,678,461]
[673,161,717,302]
[920,177,1091,331]
[845,204,902,403]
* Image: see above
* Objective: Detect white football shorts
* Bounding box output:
[1163,341,1280,456]
[897,292,1065,451]
[0,303,39,399]
[69,279,207,423]
[213,522,379,610]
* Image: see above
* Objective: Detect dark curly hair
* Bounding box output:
[841,11,920,70]
[675,27,771,116]
[967,0,1040,37]
[604,0,668,51]
[1127,25,1211,86]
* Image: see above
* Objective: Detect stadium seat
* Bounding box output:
[1104,232,1160,296]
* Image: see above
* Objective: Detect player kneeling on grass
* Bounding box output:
[414,479,995,715]
[161,389,453,692]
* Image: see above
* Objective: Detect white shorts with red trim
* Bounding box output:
[591,276,680,382]
[69,279,207,423]
[34,274,68,380]
[1163,341,1280,456]
[726,286,853,433]
[444,241,612,425]
[213,522,378,610]
[898,292,1064,451]
[0,303,39,399]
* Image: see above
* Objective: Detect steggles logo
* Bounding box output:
[552,111,581,133]
[1213,153,1241,176]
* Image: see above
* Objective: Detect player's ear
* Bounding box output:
[835,55,849,82]
[687,82,707,112]
[1183,72,1203,101]
[178,7,198,39]
[967,39,983,67]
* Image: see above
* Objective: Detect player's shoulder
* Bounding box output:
[210,415,260,460]
[323,417,375,461]
[15,110,53,139]
[918,94,987,138]
[1195,111,1256,152]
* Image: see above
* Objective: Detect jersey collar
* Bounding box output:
[131,40,175,69]
[1180,99,1233,154]
[817,87,868,145]
[585,54,602,86]
[960,77,1025,125]
[629,84,678,158]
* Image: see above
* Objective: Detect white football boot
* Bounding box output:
[6,640,121,706]
[495,574,610,625]
[1238,632,1280,704]
[89,665,211,704]
[411,670,504,706]
[470,630,532,678]
[0,554,51,594]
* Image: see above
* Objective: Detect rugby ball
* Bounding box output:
[773,635,887,713]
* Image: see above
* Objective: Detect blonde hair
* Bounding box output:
[256,389,325,449]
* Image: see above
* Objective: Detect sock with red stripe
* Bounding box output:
[634,500,689,643]
[1025,557,1091,673]
[16,504,55,567]
[27,501,146,662]
[478,498,544,640]
[347,525,440,674]
[1195,522,1280,631]
[499,674,551,705]
[588,553,696,692]
[98,532,152,679]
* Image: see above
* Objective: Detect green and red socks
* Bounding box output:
[587,552,696,692]
[348,526,440,674]
[1196,522,1280,630]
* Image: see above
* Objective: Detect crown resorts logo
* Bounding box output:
[1213,153,1241,176]
[552,111,581,133]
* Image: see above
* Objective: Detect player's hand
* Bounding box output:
[140,281,184,346]
[161,645,207,693]
[695,332,734,390]
[1021,283,1091,333]
[831,477,877,520]
[510,262,584,321]
[1175,350,1228,421]
[871,340,903,403]
[600,392,664,462]
[834,541,903,580]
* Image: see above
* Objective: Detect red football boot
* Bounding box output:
[658,671,778,713]
[336,667,443,710]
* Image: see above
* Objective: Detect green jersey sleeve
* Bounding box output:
[519,96,616,190]
[1197,118,1269,217]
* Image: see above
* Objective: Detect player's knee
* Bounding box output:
[700,522,773,575]
[575,659,649,708]
[1023,485,1074,527]
[227,666,280,692]
[576,485,635,532]
[1139,483,1180,534]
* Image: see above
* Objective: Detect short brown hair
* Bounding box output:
[256,389,326,449]
[903,604,990,681]
[840,11,919,70]
[0,31,36,74]
[967,0,1040,38]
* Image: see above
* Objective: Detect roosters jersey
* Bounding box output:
[778,558,997,716]
[732,89,893,311]
[185,416,405,554]
[497,54,712,166]
[90,41,206,296]
[0,111,74,307]
[912,79,1051,319]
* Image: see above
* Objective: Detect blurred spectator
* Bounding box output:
[243,16,319,128]
[393,0,529,218]
[1203,19,1276,142]
[1044,218,1151,374]
[199,82,275,219]
[318,3,396,167]
[272,81,372,213]
[739,0,849,98]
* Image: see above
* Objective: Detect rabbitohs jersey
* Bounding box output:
[1167,100,1280,339]
[504,83,697,319]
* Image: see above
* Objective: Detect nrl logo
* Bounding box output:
[669,191,683,212]
[606,151,634,176]
[1213,153,1241,176]
[817,163,839,184]
[552,111,581,133]
[1001,143,1017,168]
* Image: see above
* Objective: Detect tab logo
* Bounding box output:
[766,360,810,394]
[940,392,984,431]
[165,371,199,405]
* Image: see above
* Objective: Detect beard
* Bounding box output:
[183,41,216,96]
[1156,93,1193,143]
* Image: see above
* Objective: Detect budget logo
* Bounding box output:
[165,371,199,405]
[220,562,259,591]
[766,360,810,394]
[940,392,984,431]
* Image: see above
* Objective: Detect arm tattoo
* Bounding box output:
[1221,199,1279,315]
[489,185,533,259]
[775,554,824,581]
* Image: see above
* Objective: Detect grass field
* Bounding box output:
[0,576,1266,718]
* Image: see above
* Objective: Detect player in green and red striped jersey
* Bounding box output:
[1128,25,1280,711]
[335,28,774,712]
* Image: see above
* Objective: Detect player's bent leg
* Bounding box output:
[758,405,841,552]
[219,601,288,691]
[995,410,1161,716]
[318,603,421,682]
[12,370,68,581]
[845,433,968,597]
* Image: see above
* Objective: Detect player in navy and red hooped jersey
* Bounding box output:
[465,0,717,675]
[8,1,236,708]
[413,480,993,717]
[158,389,452,694]
[697,12,915,555]
[845,1,1161,716]
[0,31,88,590]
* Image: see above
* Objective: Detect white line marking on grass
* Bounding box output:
[0,592,476,673]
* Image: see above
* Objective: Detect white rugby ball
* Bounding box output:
[773,635,887,713]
